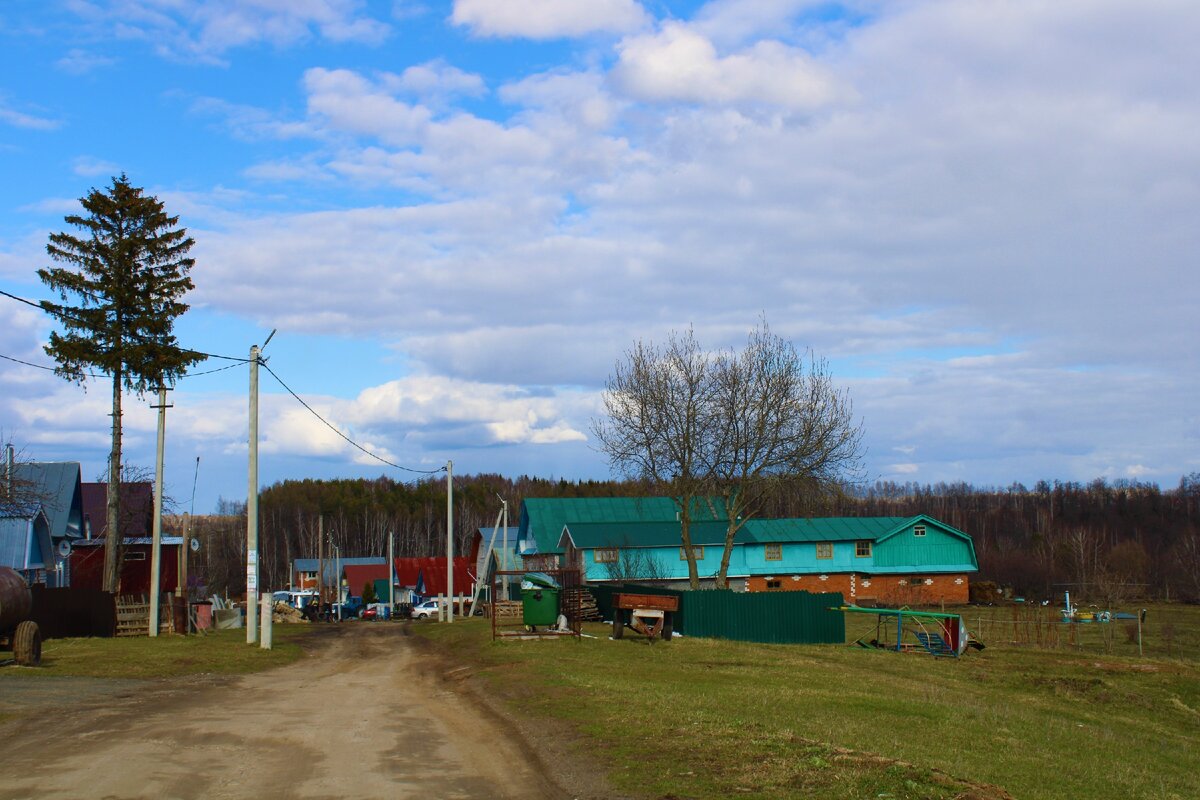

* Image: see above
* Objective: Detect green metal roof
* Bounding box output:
[522,496,725,554]
[741,517,912,543]
[559,520,744,549]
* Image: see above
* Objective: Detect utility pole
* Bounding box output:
[446,460,454,623]
[335,543,341,622]
[246,343,260,644]
[499,495,509,601]
[318,516,324,609]
[388,530,395,613]
[149,386,170,637]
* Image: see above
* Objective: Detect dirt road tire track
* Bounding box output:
[0,624,579,800]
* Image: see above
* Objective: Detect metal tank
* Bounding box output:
[0,566,41,666]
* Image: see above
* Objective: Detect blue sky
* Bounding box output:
[1,0,1197,513]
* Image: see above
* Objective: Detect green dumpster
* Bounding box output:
[521,573,560,627]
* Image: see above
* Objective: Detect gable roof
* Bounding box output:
[741,517,913,544]
[522,497,725,555]
[13,462,84,540]
[343,563,391,594]
[0,508,52,571]
[294,556,385,584]
[559,520,743,550]
[392,556,474,596]
[557,513,977,550]
[874,514,975,547]
[82,481,153,538]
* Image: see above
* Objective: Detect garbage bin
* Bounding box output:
[521,573,560,628]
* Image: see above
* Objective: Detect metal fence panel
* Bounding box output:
[586,584,843,644]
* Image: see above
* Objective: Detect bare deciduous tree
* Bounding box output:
[593,321,863,589]
[707,322,863,587]
[592,329,715,588]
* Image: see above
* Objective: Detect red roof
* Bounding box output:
[393,556,475,596]
[343,564,391,595]
[81,482,154,538]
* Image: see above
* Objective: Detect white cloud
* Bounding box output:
[72,156,121,177]
[0,98,60,130]
[612,22,843,110]
[9,0,1198,502]
[304,68,432,146]
[451,0,649,39]
[55,48,117,74]
[384,60,487,103]
[70,0,390,62]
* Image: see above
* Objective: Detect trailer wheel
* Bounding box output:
[662,612,673,641]
[14,620,41,666]
[612,610,624,639]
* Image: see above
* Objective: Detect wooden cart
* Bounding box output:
[612,593,679,642]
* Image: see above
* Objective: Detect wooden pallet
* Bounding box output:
[115,596,177,637]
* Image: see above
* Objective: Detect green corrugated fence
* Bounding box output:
[588,584,844,645]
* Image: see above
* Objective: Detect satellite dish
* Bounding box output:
[58,539,72,558]
[190,537,201,553]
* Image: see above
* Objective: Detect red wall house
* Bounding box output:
[70,537,184,596]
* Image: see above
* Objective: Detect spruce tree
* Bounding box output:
[38,174,203,592]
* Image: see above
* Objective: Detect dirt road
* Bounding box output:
[0,624,573,800]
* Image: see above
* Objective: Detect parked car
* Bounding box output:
[411,599,440,619]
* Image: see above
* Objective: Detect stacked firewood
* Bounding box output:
[563,588,602,621]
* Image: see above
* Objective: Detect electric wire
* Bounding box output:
[1,350,244,380]
[0,351,101,377]
[258,359,445,476]
[0,288,249,363]
[3,287,443,478]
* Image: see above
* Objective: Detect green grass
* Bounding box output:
[0,626,311,679]
[417,610,1200,800]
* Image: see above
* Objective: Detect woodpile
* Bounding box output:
[564,588,601,622]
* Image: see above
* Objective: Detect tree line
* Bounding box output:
[186,472,1200,603]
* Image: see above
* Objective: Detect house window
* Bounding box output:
[766,580,782,590]
[764,544,782,561]
[680,546,705,561]
[815,542,833,560]
[594,548,619,563]
[125,551,146,561]
[913,525,926,537]
[855,540,872,558]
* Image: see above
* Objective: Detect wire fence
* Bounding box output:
[965,604,1197,660]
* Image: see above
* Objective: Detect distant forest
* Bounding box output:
[188,473,1200,604]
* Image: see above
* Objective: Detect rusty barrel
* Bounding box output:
[0,566,33,632]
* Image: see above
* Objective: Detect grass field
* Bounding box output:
[0,626,310,679]
[416,604,1200,800]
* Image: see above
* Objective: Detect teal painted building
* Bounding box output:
[519,497,978,603]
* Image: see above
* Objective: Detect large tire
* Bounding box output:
[662,612,674,641]
[14,620,41,666]
[612,610,624,639]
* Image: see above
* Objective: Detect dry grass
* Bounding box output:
[0,626,310,679]
[418,605,1200,800]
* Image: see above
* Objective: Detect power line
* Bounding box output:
[5,287,445,478]
[0,351,103,377]
[1,350,243,380]
[258,359,446,476]
[0,287,249,364]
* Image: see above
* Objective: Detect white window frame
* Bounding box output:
[594,548,619,564]
[913,525,927,537]
[680,545,705,561]
[815,542,833,560]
